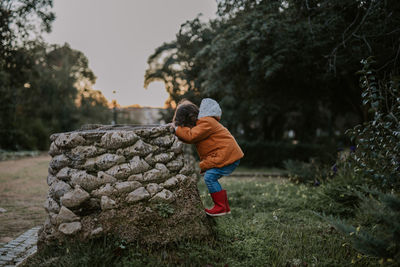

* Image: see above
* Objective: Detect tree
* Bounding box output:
[0,42,110,150]
[0,0,54,62]
[0,1,110,150]
[145,0,400,142]
[0,0,55,149]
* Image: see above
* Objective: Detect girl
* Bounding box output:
[172,98,244,216]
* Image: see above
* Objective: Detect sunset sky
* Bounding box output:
[44,0,217,107]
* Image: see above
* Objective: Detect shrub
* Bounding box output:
[237,140,336,167]
[155,203,175,218]
[283,159,332,185]
[325,191,400,265]
[346,58,400,191]
[312,166,366,217]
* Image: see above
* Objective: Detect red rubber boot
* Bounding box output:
[205,190,228,216]
[222,190,231,214]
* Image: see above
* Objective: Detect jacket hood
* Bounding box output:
[197,98,222,119]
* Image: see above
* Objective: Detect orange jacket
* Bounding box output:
[175,117,244,172]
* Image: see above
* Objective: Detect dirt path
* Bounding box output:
[0,155,50,243]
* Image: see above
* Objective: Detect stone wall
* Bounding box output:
[38,125,213,248]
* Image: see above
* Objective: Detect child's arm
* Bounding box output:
[175,120,212,144]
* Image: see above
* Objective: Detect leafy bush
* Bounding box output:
[318,59,400,265]
[346,58,400,190]
[283,159,332,185]
[312,167,366,217]
[238,140,336,167]
[325,191,400,265]
[155,203,175,218]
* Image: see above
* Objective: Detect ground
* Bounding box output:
[0,154,50,243]
[1,155,378,266]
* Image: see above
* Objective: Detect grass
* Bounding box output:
[0,155,50,243]
[26,176,380,266]
[0,150,41,161]
[235,166,288,175]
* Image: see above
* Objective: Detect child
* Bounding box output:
[172,98,244,216]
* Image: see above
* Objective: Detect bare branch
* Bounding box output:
[353,33,372,53]
[394,42,400,70]
[329,0,378,71]
[342,12,360,48]
[308,16,314,37]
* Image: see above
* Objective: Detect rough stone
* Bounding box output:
[126,187,150,203]
[139,169,169,182]
[91,183,116,198]
[129,156,151,174]
[145,183,163,197]
[166,155,184,172]
[162,177,179,189]
[97,171,117,183]
[150,135,175,147]
[101,196,117,210]
[48,166,57,176]
[56,206,80,224]
[49,142,62,156]
[127,173,143,181]
[58,222,82,235]
[140,164,170,183]
[175,174,189,182]
[114,181,142,194]
[44,197,60,213]
[87,198,101,210]
[60,186,90,208]
[49,154,71,170]
[117,139,157,157]
[105,163,133,180]
[179,163,195,176]
[55,133,86,149]
[148,126,170,138]
[56,167,76,181]
[49,180,72,200]
[70,170,103,191]
[170,138,183,154]
[100,131,139,149]
[47,174,57,186]
[150,189,175,203]
[50,211,59,225]
[134,128,152,138]
[80,130,105,142]
[91,227,103,236]
[145,152,174,165]
[67,145,104,161]
[51,212,59,225]
[84,153,125,171]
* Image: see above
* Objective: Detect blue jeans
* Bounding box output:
[204,160,240,193]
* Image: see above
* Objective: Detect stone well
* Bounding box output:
[38,125,214,248]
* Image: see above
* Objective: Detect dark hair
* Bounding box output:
[174,104,199,127]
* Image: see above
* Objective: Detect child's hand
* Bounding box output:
[165,122,176,133]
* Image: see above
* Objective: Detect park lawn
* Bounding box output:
[235,166,288,175]
[27,176,379,266]
[0,155,50,243]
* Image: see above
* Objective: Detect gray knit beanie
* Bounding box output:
[197,98,222,119]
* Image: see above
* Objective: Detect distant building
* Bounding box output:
[117,106,165,125]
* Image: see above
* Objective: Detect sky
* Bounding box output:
[44,0,217,108]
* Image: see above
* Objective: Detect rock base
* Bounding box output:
[38,125,214,249]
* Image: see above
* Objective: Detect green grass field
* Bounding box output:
[26,176,379,266]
